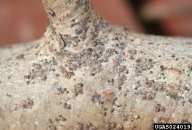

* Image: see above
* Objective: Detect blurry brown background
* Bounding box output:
[0,0,192,46]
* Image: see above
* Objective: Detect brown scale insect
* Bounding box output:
[73,83,84,97]
[141,91,155,100]
[63,102,71,109]
[155,104,166,113]
[102,90,114,100]
[16,54,24,60]
[48,118,57,130]
[52,82,65,95]
[55,115,67,122]
[146,91,155,100]
[18,98,34,109]
[46,8,56,17]
[63,70,74,79]
[75,123,84,130]
[115,125,124,130]
[116,74,126,89]
[91,93,104,104]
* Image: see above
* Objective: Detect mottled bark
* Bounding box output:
[0,0,192,130]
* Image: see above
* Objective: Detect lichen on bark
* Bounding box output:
[0,0,192,130]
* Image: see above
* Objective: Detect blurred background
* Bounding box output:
[0,0,192,46]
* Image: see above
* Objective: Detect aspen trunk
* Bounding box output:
[0,0,192,130]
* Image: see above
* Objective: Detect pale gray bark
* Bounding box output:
[0,0,192,130]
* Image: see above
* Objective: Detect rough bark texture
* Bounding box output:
[0,0,192,130]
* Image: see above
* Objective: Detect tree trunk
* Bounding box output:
[0,0,192,130]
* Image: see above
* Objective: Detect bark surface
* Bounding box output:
[0,0,192,130]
